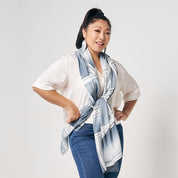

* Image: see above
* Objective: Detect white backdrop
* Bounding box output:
[0,0,177,178]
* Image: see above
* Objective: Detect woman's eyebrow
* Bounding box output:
[94,26,111,31]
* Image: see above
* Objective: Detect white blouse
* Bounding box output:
[32,53,141,125]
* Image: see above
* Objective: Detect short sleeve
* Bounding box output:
[120,66,141,103]
[32,56,69,91]
[113,60,141,103]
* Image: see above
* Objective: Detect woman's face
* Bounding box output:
[82,19,111,57]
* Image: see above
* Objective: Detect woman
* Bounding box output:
[33,8,140,178]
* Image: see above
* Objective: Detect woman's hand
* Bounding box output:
[32,88,81,124]
[66,102,81,124]
[113,100,137,121]
[114,107,128,121]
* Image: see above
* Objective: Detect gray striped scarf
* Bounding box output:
[61,40,122,172]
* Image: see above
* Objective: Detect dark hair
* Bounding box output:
[75,8,111,49]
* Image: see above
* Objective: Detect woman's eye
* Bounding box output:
[106,31,111,35]
[94,29,111,35]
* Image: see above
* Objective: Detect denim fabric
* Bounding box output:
[69,124,124,178]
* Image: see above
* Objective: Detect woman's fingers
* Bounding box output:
[114,108,128,121]
[66,103,81,124]
[67,113,80,124]
[114,108,121,117]
[115,113,123,120]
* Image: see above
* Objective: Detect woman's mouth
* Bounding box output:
[96,42,104,47]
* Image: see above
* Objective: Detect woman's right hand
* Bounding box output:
[66,102,81,124]
[32,88,80,124]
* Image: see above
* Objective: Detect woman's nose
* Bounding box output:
[99,32,105,40]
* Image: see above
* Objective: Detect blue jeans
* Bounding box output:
[69,124,124,178]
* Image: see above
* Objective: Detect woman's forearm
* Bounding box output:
[122,100,137,117]
[32,87,73,110]
[33,87,81,123]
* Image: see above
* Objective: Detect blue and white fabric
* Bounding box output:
[61,40,122,172]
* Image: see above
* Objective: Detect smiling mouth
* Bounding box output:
[96,42,104,46]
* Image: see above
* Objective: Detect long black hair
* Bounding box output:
[75,8,111,49]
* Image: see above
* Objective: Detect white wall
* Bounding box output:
[0,0,177,178]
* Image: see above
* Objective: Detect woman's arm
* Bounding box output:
[33,87,80,123]
[114,100,137,121]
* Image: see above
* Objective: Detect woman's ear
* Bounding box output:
[82,28,86,39]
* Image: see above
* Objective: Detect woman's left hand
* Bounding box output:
[114,107,128,121]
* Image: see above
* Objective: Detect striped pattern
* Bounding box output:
[60,40,122,172]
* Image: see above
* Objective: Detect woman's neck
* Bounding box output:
[88,48,103,74]
[88,48,100,62]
